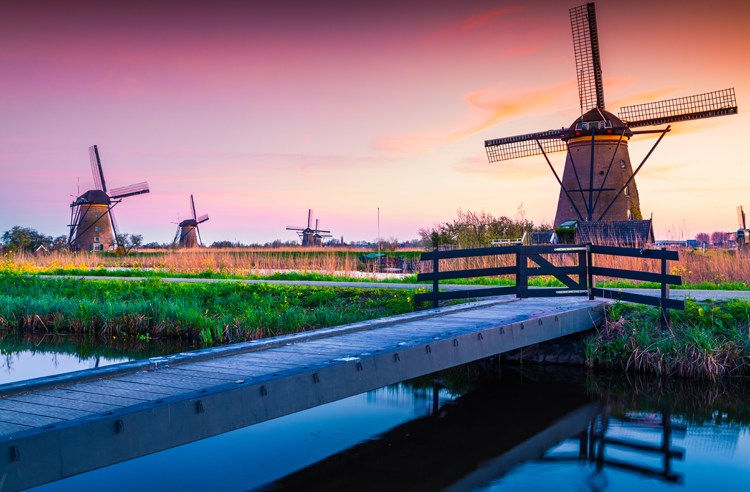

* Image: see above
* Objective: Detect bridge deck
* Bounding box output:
[0,296,608,491]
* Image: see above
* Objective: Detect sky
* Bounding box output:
[1,0,749,245]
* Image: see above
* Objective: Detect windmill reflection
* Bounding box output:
[543,403,686,490]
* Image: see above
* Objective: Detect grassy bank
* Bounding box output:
[17,267,750,292]
[584,300,750,380]
[0,276,428,343]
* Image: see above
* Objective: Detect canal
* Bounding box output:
[2,334,749,491]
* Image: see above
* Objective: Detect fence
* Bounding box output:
[414,244,684,325]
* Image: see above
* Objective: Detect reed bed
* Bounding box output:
[0,276,426,343]
[587,372,750,425]
[584,300,750,380]
[5,246,750,289]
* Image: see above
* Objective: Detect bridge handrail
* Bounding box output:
[415,243,684,326]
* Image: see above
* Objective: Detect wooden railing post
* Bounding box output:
[578,248,587,293]
[587,243,594,300]
[516,247,527,298]
[660,247,670,328]
[432,250,439,309]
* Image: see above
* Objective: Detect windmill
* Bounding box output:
[173,195,209,248]
[736,206,748,255]
[68,145,150,252]
[286,209,332,247]
[484,3,738,228]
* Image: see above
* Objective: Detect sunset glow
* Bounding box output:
[1,0,748,244]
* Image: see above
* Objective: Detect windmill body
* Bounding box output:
[173,195,209,248]
[70,190,115,252]
[484,3,737,231]
[69,145,150,252]
[177,219,199,248]
[554,109,641,226]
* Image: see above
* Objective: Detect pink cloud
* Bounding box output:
[437,7,522,37]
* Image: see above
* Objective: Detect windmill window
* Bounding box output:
[620,160,626,169]
[627,209,632,220]
[95,227,99,232]
[95,237,99,243]
[624,185,630,196]
[95,214,99,219]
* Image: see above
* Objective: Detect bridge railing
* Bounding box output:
[414,244,684,325]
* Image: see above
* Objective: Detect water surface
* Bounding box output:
[3,336,749,491]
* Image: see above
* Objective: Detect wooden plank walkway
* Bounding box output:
[0,296,608,491]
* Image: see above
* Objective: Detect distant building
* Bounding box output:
[522,231,558,245]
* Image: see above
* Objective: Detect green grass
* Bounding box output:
[583,299,750,380]
[0,275,432,343]
[28,267,750,291]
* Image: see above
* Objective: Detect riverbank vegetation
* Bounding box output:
[0,276,426,343]
[5,240,750,290]
[583,300,750,380]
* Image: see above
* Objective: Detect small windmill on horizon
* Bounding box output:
[484,2,738,229]
[286,210,332,247]
[68,145,150,252]
[173,195,209,248]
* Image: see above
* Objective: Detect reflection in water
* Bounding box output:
[0,334,191,384]
[263,368,750,492]
[5,336,748,492]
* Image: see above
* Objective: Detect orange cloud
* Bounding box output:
[637,161,693,180]
[607,86,688,114]
[372,132,437,155]
[453,152,563,182]
[448,80,577,143]
[373,80,578,155]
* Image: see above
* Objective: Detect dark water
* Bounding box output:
[2,336,749,491]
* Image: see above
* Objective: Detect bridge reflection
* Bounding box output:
[263,368,693,491]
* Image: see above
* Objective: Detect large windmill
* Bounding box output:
[173,195,209,248]
[484,3,738,228]
[286,209,332,247]
[69,145,150,252]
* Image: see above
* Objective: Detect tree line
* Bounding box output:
[418,206,550,250]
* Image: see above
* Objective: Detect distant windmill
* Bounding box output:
[484,3,738,227]
[286,209,332,247]
[68,145,150,252]
[173,195,209,248]
[737,206,747,255]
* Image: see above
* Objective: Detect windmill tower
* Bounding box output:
[286,210,332,247]
[69,145,150,252]
[484,3,738,228]
[173,195,209,248]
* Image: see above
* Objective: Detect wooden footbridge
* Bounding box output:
[0,295,608,491]
[0,243,687,491]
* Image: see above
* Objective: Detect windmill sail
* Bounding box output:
[109,182,150,199]
[190,195,198,222]
[484,129,567,163]
[570,3,604,112]
[307,209,314,229]
[109,207,121,244]
[618,88,737,128]
[89,145,107,192]
[197,213,209,224]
